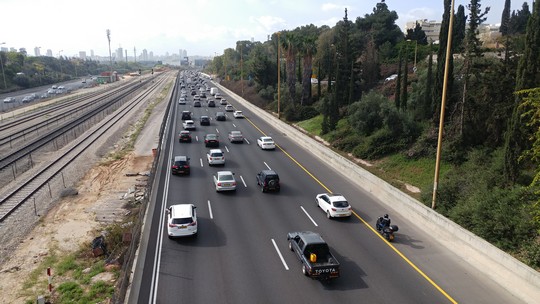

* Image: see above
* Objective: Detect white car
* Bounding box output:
[183,120,196,130]
[213,171,237,192]
[207,149,225,166]
[315,193,352,219]
[257,136,275,150]
[385,74,398,82]
[178,97,186,104]
[220,98,227,105]
[166,204,197,238]
[233,111,244,118]
[225,105,234,112]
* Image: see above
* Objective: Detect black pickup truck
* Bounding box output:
[287,231,340,281]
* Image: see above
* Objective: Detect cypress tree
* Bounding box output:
[395,48,402,109]
[401,47,408,111]
[453,5,467,52]
[434,0,454,123]
[500,0,511,35]
[424,44,434,119]
[504,0,540,183]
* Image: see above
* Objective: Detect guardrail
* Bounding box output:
[215,82,540,304]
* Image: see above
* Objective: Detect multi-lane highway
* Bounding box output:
[130,72,521,304]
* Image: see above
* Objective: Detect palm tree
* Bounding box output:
[298,25,319,105]
[281,31,298,102]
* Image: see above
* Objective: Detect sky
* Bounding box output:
[0,0,532,58]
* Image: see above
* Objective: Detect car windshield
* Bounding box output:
[333,200,349,208]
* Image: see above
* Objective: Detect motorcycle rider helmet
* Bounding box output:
[383,214,389,219]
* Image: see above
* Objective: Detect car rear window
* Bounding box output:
[172,217,192,225]
[211,152,223,157]
[333,201,349,208]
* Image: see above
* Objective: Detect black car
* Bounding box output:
[172,156,190,175]
[191,90,197,96]
[204,134,219,147]
[179,131,192,143]
[194,101,201,107]
[208,100,216,107]
[200,93,207,99]
[215,112,226,121]
[181,111,192,120]
[256,170,280,192]
[200,116,210,126]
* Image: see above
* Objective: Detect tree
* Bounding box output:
[405,22,428,45]
[500,0,511,35]
[433,0,455,124]
[395,48,402,109]
[280,30,299,102]
[504,0,540,183]
[509,2,531,35]
[297,24,319,105]
[453,5,467,52]
[401,47,408,111]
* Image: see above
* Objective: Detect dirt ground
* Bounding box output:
[0,77,166,303]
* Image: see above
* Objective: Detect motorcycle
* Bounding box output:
[376,217,399,241]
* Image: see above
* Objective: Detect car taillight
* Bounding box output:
[331,208,337,211]
[172,166,178,169]
[232,182,237,186]
[168,223,176,227]
[188,221,196,226]
[217,182,222,186]
[184,165,189,168]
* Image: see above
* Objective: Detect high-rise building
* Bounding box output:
[116,47,124,61]
[79,51,87,59]
[34,47,41,56]
[46,49,53,57]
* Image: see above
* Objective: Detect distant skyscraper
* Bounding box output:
[90,50,94,58]
[79,51,87,59]
[34,47,41,56]
[142,49,148,61]
[46,49,53,57]
[182,49,187,58]
[116,47,124,61]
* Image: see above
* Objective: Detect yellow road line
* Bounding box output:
[246,116,458,303]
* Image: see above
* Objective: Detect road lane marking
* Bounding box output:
[195,135,199,141]
[216,128,220,133]
[245,116,457,304]
[207,200,213,219]
[233,123,237,128]
[301,206,318,227]
[245,138,250,144]
[240,175,247,187]
[225,146,230,153]
[271,239,289,270]
[199,158,203,167]
[264,162,271,170]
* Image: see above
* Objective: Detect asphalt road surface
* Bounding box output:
[130,77,521,304]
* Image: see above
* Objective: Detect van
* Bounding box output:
[210,87,219,96]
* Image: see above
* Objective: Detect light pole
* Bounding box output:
[407,39,418,72]
[0,42,7,89]
[277,32,281,119]
[240,43,243,97]
[106,29,113,83]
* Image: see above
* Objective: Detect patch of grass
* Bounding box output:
[376,154,451,191]
[297,115,323,136]
[56,254,79,275]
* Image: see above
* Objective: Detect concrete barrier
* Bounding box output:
[215,82,540,303]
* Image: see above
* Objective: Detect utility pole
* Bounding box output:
[106,29,112,83]
[134,46,136,64]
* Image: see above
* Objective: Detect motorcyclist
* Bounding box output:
[377,214,391,231]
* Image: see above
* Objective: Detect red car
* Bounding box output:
[204,134,219,147]
[179,131,192,143]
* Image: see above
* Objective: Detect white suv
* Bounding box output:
[166,204,197,238]
[207,149,225,166]
[315,193,352,219]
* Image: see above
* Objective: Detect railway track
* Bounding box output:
[0,73,171,222]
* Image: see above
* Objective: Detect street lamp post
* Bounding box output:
[0,42,7,90]
[106,29,113,83]
[240,43,243,97]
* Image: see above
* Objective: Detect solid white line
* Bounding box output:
[264,162,271,170]
[207,200,214,219]
[149,98,177,304]
[240,175,247,187]
[271,239,289,270]
[301,206,319,227]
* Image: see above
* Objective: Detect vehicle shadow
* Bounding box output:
[168,217,226,248]
[319,249,368,291]
[390,233,424,250]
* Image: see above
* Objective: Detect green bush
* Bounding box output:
[352,127,405,159]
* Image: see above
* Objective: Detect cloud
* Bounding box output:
[250,15,287,31]
[321,3,342,11]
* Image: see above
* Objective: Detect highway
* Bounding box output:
[131,73,521,304]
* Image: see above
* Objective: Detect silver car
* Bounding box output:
[213,171,237,192]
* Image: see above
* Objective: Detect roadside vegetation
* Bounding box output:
[208,0,540,269]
